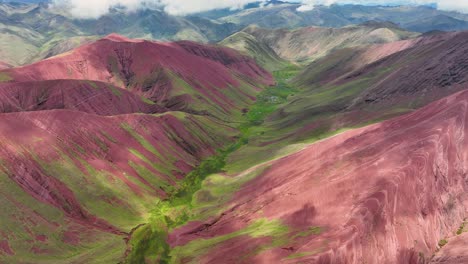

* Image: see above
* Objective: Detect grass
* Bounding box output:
[292,227,323,239]
[108,85,123,97]
[0,72,12,83]
[127,60,405,261]
[0,165,126,264]
[457,220,467,235]
[125,64,353,262]
[86,80,99,89]
[125,65,301,263]
[170,218,289,263]
[120,122,163,160]
[438,239,448,248]
[141,96,156,105]
[285,249,323,260]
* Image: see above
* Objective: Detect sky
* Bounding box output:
[51,0,468,19]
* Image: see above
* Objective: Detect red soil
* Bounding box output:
[0,61,11,70]
[296,31,454,87]
[0,240,14,256]
[0,109,234,233]
[345,31,468,108]
[1,34,273,114]
[430,232,468,263]
[171,89,468,263]
[0,80,165,115]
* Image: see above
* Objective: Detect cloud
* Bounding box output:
[51,0,468,19]
[296,0,468,13]
[52,0,156,19]
[52,0,267,19]
[159,0,267,15]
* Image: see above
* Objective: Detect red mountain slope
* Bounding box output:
[0,80,165,115]
[0,34,272,262]
[0,34,273,117]
[0,61,11,70]
[169,89,468,263]
[0,109,237,262]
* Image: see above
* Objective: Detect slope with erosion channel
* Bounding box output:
[226,30,468,174]
[223,23,419,66]
[0,2,241,66]
[123,64,300,263]
[123,67,468,263]
[166,88,468,264]
[220,31,288,71]
[0,61,11,70]
[0,109,239,263]
[0,35,272,263]
[0,34,273,120]
[0,79,166,115]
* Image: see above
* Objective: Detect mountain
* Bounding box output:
[2,2,468,263]
[0,61,10,70]
[219,31,288,71]
[218,30,468,192]
[0,80,165,115]
[218,4,468,33]
[1,2,468,67]
[0,34,273,118]
[0,34,271,263]
[114,26,468,262]
[222,23,418,66]
[167,88,468,263]
[405,14,468,32]
[0,2,241,66]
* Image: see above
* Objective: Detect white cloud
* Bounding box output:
[52,0,267,18]
[296,0,468,13]
[159,0,266,15]
[51,0,468,19]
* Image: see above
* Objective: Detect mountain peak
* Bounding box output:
[102,33,142,43]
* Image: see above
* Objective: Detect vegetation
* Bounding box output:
[0,72,12,83]
[438,239,448,248]
[457,220,467,235]
[125,65,301,263]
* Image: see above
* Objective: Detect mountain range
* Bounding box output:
[2,1,468,66]
[1,1,468,263]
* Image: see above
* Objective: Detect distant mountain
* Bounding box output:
[221,23,418,68]
[2,1,468,66]
[217,3,468,33]
[0,2,242,66]
[405,14,468,32]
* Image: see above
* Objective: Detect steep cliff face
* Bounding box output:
[168,90,468,263]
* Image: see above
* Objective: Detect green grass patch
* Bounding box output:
[438,239,448,248]
[141,96,156,105]
[124,64,320,262]
[285,249,323,260]
[457,221,467,235]
[85,80,99,89]
[292,226,323,239]
[0,72,12,83]
[108,85,123,97]
[170,218,289,263]
[120,123,163,160]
